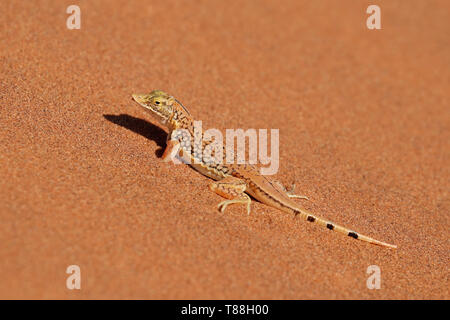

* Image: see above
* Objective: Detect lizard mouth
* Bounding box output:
[131,94,154,112]
[131,94,146,105]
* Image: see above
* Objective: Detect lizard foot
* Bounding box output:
[218,198,251,215]
[275,181,309,200]
[209,177,252,215]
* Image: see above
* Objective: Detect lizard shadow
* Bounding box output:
[103,114,167,157]
[104,113,263,204]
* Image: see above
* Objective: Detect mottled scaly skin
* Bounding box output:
[132,90,396,249]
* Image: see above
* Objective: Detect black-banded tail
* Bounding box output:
[292,208,397,249]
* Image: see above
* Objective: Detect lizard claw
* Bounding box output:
[218,201,229,213]
[288,194,309,200]
[217,199,252,215]
[285,184,309,200]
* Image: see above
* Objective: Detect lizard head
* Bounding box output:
[132,90,175,124]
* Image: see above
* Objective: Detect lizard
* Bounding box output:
[131,90,397,249]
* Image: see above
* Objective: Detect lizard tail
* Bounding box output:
[292,208,397,249]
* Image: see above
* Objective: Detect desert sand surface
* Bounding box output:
[0,0,448,299]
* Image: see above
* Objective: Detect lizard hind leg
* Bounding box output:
[209,177,252,214]
[274,181,309,200]
[286,184,309,200]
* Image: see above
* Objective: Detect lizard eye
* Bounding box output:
[155,101,160,105]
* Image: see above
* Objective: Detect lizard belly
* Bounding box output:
[190,162,226,180]
[181,151,227,180]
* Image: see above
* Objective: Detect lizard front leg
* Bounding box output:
[161,129,192,164]
[161,139,181,163]
[209,177,252,214]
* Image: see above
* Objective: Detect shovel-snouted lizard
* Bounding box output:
[132,90,397,249]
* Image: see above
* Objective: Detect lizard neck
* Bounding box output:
[167,101,193,132]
